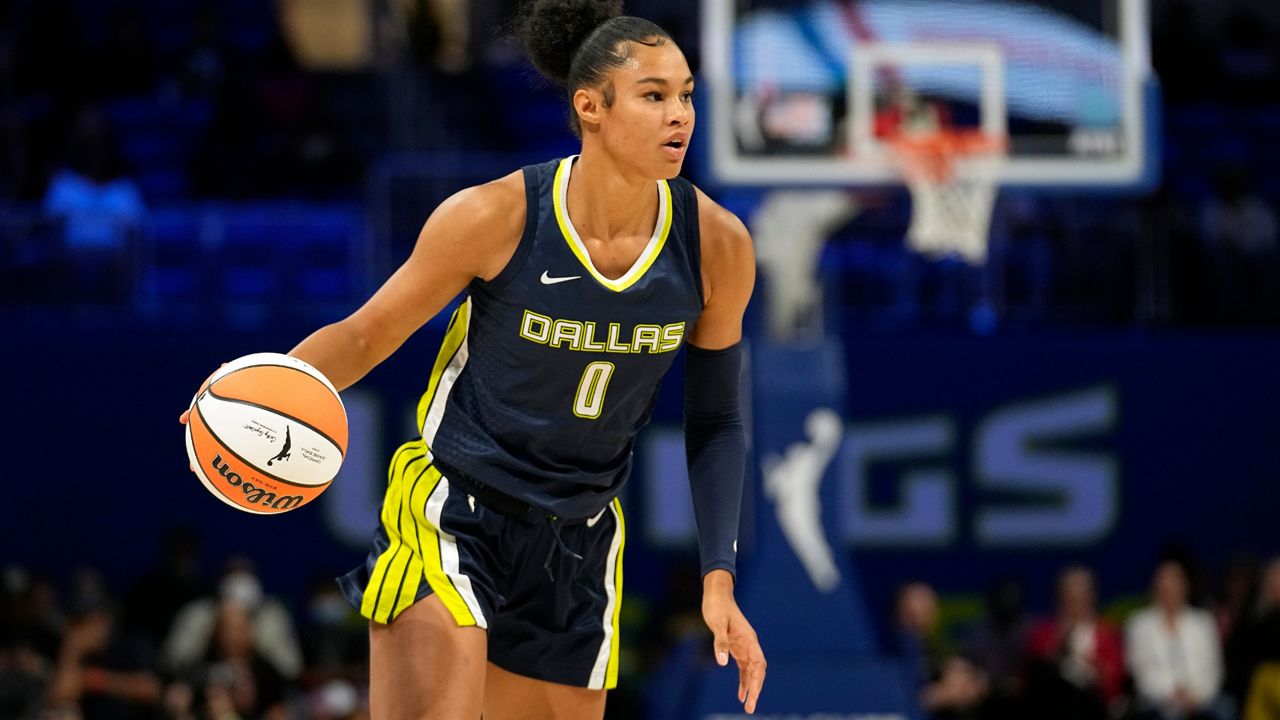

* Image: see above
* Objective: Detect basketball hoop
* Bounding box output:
[889,130,1006,265]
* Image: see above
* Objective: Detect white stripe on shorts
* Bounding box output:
[587,502,624,689]
[424,477,488,629]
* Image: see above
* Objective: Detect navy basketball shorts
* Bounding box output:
[338,439,626,690]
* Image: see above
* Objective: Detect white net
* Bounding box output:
[892,132,1005,265]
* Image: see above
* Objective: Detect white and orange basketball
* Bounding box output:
[185,353,347,514]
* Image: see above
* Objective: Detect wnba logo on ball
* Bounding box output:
[211,454,304,511]
[267,426,292,466]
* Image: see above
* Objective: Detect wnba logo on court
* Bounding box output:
[210,454,304,510]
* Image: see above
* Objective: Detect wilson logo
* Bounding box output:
[211,454,304,510]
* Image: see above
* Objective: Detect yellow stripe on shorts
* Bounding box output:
[359,438,480,627]
[361,440,430,623]
[606,497,626,689]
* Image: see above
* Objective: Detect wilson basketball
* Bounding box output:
[185,353,347,514]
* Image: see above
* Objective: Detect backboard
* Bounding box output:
[702,0,1159,188]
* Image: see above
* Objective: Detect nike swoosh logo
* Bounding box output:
[540,271,581,285]
[587,507,606,527]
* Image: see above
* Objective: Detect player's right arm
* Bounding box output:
[289,172,526,391]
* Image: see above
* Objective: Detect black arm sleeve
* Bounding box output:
[683,342,746,578]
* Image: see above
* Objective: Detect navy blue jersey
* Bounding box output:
[415,156,703,520]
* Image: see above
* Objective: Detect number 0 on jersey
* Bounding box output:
[574,362,616,419]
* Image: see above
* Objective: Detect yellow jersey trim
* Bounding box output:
[552,156,672,292]
[416,298,471,435]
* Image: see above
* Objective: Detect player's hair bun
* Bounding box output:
[516,0,624,87]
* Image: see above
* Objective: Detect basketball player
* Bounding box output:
[184,1,764,716]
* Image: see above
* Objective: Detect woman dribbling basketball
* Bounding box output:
[187,1,765,716]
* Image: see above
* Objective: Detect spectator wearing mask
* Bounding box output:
[162,558,302,681]
[164,600,291,720]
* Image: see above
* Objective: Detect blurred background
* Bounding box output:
[3,0,1280,718]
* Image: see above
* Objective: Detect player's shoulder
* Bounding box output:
[691,185,753,259]
[414,170,527,281]
[441,170,527,233]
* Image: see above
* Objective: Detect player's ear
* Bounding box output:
[573,87,604,129]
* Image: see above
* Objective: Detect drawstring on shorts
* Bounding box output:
[542,516,583,583]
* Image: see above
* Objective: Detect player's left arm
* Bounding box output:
[686,187,765,715]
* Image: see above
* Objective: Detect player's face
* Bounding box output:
[600,40,694,179]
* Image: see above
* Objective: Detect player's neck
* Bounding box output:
[566,149,658,242]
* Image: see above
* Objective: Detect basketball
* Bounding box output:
[184,353,347,514]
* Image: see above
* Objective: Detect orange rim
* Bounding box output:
[889,131,1007,182]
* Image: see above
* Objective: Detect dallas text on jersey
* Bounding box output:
[519,310,686,354]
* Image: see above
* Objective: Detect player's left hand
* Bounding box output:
[702,570,766,714]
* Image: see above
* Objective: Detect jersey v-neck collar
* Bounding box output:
[551,155,673,292]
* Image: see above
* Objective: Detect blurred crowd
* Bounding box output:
[0,0,359,204]
[892,555,1280,720]
[9,534,1280,720]
[0,532,368,720]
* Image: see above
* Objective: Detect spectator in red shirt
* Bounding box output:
[1024,565,1125,720]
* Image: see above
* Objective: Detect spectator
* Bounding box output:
[1024,565,1124,720]
[0,565,59,719]
[1126,560,1227,720]
[894,581,990,719]
[42,105,146,249]
[44,593,161,720]
[122,528,211,661]
[963,576,1030,719]
[163,557,302,681]
[0,565,62,668]
[41,104,146,302]
[165,600,291,720]
[1217,553,1262,707]
[1241,558,1280,720]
